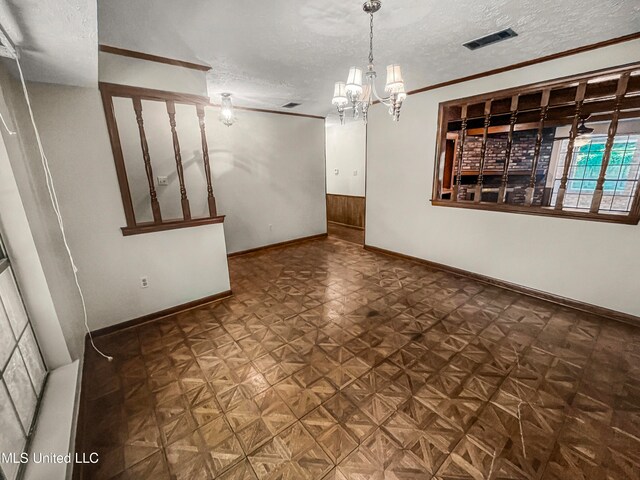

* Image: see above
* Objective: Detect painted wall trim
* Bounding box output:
[99,44,211,71]
[228,233,328,257]
[91,289,233,337]
[364,244,640,328]
[100,80,324,121]
[121,216,226,236]
[232,105,325,120]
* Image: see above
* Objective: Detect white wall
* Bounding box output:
[211,110,327,253]
[326,119,366,197]
[113,100,328,252]
[26,83,230,331]
[0,93,71,368]
[366,38,640,318]
[0,67,85,361]
[0,55,232,356]
[102,55,327,254]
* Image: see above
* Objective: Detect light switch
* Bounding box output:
[353,170,358,176]
[157,176,169,186]
[334,169,339,175]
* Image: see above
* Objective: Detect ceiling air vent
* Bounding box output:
[463,28,518,51]
[281,102,301,109]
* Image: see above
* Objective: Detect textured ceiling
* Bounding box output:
[97,0,639,116]
[6,1,638,115]
[0,0,97,86]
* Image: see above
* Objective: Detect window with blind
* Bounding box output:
[432,63,640,224]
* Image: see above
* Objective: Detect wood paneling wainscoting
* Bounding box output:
[326,194,365,229]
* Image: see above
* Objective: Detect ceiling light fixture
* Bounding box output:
[220,93,235,127]
[574,117,595,148]
[331,0,406,124]
[576,118,594,137]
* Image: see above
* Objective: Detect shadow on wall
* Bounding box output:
[121,106,326,254]
[133,148,208,217]
[208,127,312,252]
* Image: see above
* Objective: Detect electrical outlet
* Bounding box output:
[334,169,339,175]
[140,276,149,288]
[353,170,358,176]
[157,176,169,186]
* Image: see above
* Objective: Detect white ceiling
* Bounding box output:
[3,1,639,116]
[0,0,97,86]
[97,0,640,117]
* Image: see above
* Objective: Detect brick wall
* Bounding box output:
[454,128,556,205]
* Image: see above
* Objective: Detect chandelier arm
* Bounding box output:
[369,78,392,106]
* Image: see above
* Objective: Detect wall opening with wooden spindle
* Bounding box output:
[100,82,224,235]
[432,63,640,224]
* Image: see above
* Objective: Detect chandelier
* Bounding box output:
[219,93,235,127]
[331,0,406,124]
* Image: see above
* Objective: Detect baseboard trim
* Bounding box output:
[328,221,365,231]
[228,233,328,258]
[91,290,233,337]
[364,244,640,328]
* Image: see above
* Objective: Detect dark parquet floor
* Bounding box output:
[78,237,640,479]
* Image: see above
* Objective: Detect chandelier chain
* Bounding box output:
[369,12,374,65]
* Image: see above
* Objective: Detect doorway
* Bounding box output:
[325,118,366,245]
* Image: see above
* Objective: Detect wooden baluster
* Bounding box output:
[474,100,492,203]
[555,81,587,210]
[166,100,191,220]
[631,186,640,222]
[196,104,217,217]
[100,88,137,228]
[498,95,519,204]
[452,105,468,202]
[590,72,631,213]
[524,89,551,206]
[132,98,162,223]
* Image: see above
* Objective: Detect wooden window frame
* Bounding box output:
[99,82,225,236]
[431,63,640,225]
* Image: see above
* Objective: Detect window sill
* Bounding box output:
[121,216,226,236]
[430,199,639,225]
